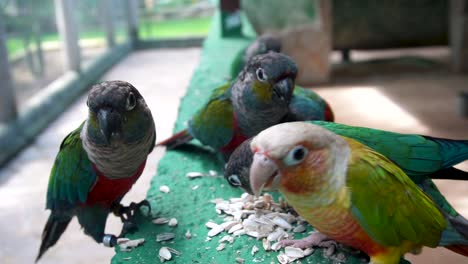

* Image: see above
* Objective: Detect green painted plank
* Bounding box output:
[111,13,379,264]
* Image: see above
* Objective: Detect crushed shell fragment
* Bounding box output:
[168,218,178,227]
[156,233,175,242]
[159,185,170,193]
[159,247,172,261]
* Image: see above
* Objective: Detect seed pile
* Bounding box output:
[206,192,330,263]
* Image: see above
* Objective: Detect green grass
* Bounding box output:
[5,17,211,58]
[139,16,212,39]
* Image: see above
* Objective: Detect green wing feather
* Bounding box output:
[46,123,96,210]
[286,87,329,121]
[311,121,462,177]
[346,138,446,247]
[188,83,235,149]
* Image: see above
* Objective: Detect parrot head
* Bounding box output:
[224,138,255,194]
[249,122,349,198]
[244,35,282,62]
[85,81,154,146]
[233,51,298,109]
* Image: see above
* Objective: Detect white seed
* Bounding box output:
[119,238,145,252]
[159,247,172,261]
[192,185,199,190]
[186,172,205,178]
[232,229,245,236]
[228,223,243,234]
[216,243,226,251]
[221,221,238,231]
[277,253,290,264]
[262,238,271,251]
[167,247,181,256]
[235,257,245,264]
[219,235,234,244]
[303,248,314,256]
[253,200,265,208]
[205,221,219,229]
[156,233,175,242]
[293,225,306,233]
[152,218,169,225]
[271,242,281,251]
[207,225,224,237]
[246,231,262,238]
[251,245,259,256]
[210,198,225,204]
[208,170,218,176]
[273,216,292,230]
[168,218,178,227]
[159,185,170,193]
[285,246,305,258]
[185,230,192,239]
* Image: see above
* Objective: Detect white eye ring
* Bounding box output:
[228,174,242,186]
[126,93,136,111]
[283,145,308,166]
[256,68,268,82]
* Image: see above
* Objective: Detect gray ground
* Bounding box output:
[0,47,467,264]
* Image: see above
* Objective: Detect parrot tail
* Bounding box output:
[156,129,193,149]
[440,214,468,257]
[36,213,72,262]
[423,136,468,169]
[429,167,468,181]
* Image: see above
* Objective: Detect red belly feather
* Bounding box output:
[85,161,146,207]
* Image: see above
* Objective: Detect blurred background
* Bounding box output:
[0,0,467,263]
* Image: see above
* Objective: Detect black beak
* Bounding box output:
[97,108,121,144]
[273,77,294,103]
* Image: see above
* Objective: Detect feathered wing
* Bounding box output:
[285,87,334,122]
[46,123,97,210]
[188,83,235,150]
[313,121,466,177]
[38,123,97,261]
[345,138,446,248]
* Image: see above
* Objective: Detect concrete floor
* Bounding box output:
[0,48,201,264]
[0,47,467,264]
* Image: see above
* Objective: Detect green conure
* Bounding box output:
[225,121,468,240]
[36,81,156,261]
[158,52,333,159]
[249,122,468,264]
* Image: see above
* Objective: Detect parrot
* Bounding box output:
[230,34,334,123]
[230,34,282,79]
[36,81,156,261]
[158,52,334,159]
[225,121,468,239]
[225,121,468,194]
[248,122,468,264]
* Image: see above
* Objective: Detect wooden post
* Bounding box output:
[125,0,139,46]
[450,0,468,72]
[54,0,80,72]
[0,12,18,123]
[100,0,115,47]
[220,0,242,38]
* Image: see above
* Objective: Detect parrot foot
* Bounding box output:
[111,200,152,237]
[279,232,337,254]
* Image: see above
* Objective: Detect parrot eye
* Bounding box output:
[256,68,268,82]
[227,174,242,187]
[283,145,308,166]
[126,93,136,111]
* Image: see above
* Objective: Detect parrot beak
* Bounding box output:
[97,108,122,144]
[250,152,280,196]
[273,77,294,103]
